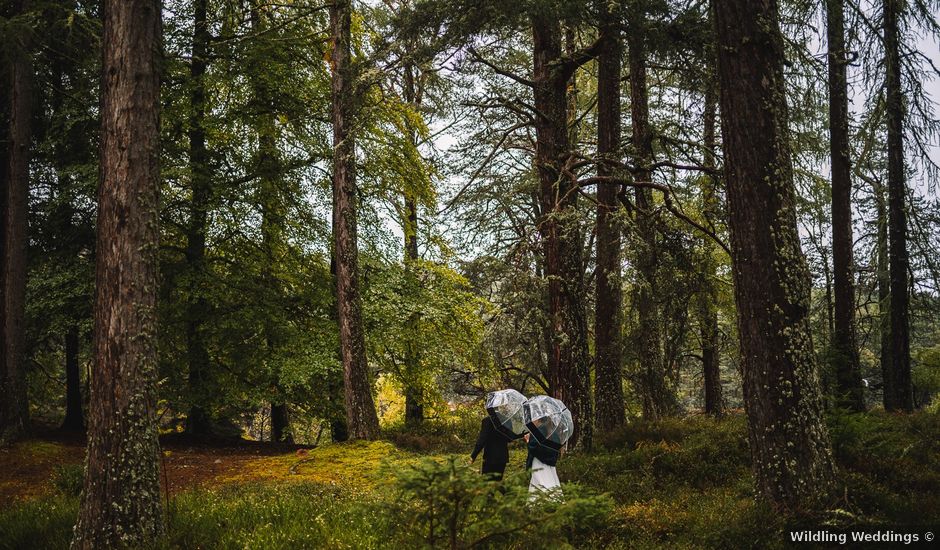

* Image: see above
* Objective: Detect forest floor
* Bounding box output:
[0,432,416,504]
[1,410,938,549]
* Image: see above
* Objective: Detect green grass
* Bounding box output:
[1,410,937,549]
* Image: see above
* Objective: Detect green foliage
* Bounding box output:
[387,456,613,549]
[365,260,490,407]
[51,463,84,497]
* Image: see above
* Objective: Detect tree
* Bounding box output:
[184,0,215,434]
[531,8,594,449]
[825,0,865,412]
[712,0,836,509]
[626,0,676,420]
[698,76,723,417]
[0,0,33,444]
[882,0,913,412]
[71,0,163,545]
[593,0,626,432]
[330,0,380,439]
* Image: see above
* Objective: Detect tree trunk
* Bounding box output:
[699,80,723,417]
[0,0,32,444]
[532,12,592,449]
[185,0,214,435]
[330,0,379,440]
[712,0,836,509]
[627,2,675,420]
[61,326,85,432]
[594,0,626,433]
[826,0,864,411]
[875,179,892,406]
[402,62,424,426]
[883,0,913,412]
[71,0,164,546]
[271,403,291,443]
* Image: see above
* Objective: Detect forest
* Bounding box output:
[1,0,939,548]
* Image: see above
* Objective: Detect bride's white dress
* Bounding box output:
[528,457,561,499]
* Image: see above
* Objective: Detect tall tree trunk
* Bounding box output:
[826,0,864,411]
[627,2,674,420]
[712,0,836,509]
[71,0,164,545]
[0,0,32,444]
[330,0,379,439]
[594,0,625,433]
[61,326,85,432]
[875,179,892,406]
[532,13,592,449]
[699,80,723,417]
[402,62,424,425]
[532,15,593,450]
[185,0,214,434]
[883,0,913,412]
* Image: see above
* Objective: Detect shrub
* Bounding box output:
[387,455,613,549]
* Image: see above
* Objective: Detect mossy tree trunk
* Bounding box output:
[712,0,836,509]
[0,0,32,445]
[882,0,913,412]
[594,0,626,433]
[71,0,164,546]
[330,0,380,440]
[402,61,424,426]
[826,0,865,412]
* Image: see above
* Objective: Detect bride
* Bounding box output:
[523,432,562,499]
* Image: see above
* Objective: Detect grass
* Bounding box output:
[0,410,937,549]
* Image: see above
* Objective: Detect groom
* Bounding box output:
[469,416,509,480]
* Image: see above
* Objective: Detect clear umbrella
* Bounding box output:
[523,395,573,449]
[485,389,528,440]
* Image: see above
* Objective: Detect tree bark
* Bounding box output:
[330,0,380,439]
[185,0,214,435]
[883,0,913,412]
[61,326,85,432]
[699,79,723,417]
[826,0,865,411]
[0,0,32,444]
[71,0,164,546]
[627,1,675,420]
[712,0,836,509]
[594,0,626,433]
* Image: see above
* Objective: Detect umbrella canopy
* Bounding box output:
[523,395,573,449]
[485,389,528,440]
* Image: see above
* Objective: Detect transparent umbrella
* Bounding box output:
[485,389,528,440]
[523,395,573,449]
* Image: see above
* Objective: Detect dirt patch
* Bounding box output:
[0,435,85,504]
[0,433,313,506]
